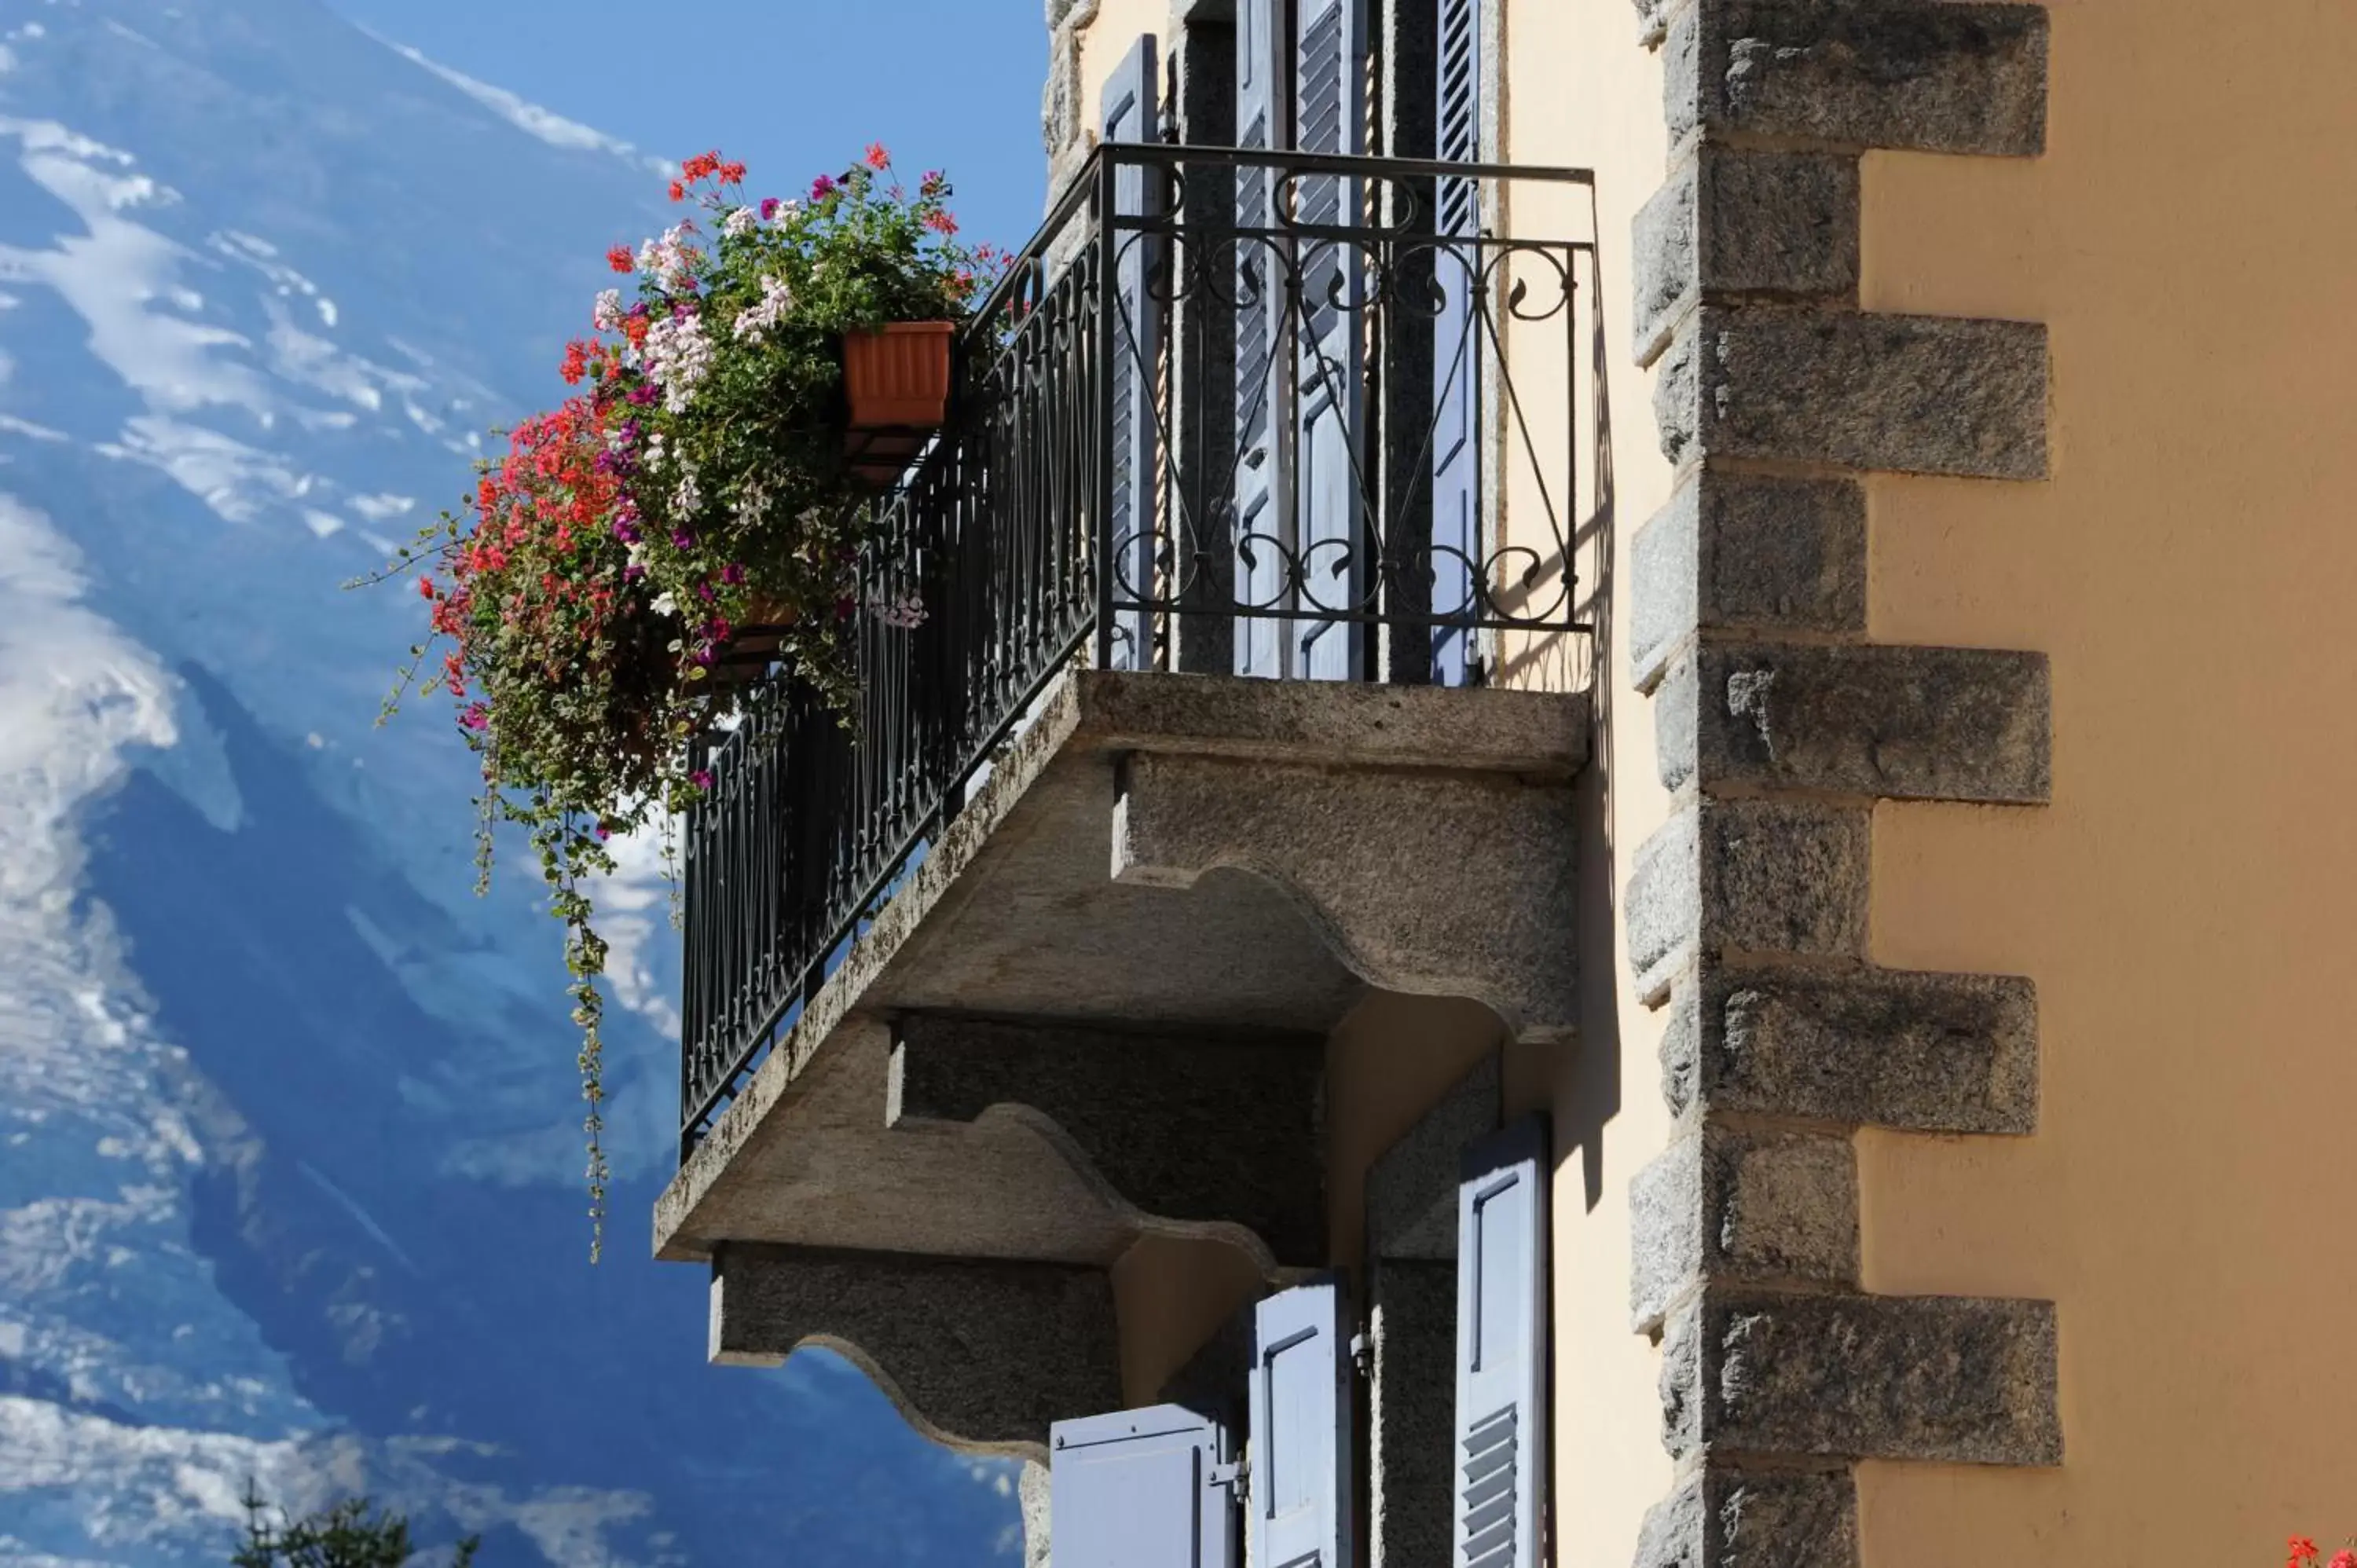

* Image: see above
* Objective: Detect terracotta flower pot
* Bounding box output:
[706,597,797,688]
[841,321,957,429]
[841,321,956,489]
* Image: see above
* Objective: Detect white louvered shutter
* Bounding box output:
[1051,1402,1239,1567]
[1454,1116,1548,1568]
[1290,0,1369,680]
[1428,0,1483,684]
[1101,33,1162,671]
[1249,1274,1354,1567]
[1233,0,1288,677]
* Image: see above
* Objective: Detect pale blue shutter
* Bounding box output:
[1233,0,1288,678]
[1250,1276,1355,1568]
[1051,1403,1239,1568]
[1428,0,1482,685]
[1102,34,1161,672]
[1455,1116,1548,1568]
[1291,0,1369,681]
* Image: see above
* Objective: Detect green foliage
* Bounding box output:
[233,1482,478,1568]
[357,147,999,1256]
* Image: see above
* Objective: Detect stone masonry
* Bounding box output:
[1621,2,2059,1561]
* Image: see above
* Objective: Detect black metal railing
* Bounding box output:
[680,144,1599,1154]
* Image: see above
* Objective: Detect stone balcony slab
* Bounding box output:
[657,669,1588,1273]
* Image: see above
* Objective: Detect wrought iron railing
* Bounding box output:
[680,143,1599,1153]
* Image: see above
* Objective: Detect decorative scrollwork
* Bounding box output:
[679,143,1600,1150]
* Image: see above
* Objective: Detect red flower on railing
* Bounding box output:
[358,141,1005,1258]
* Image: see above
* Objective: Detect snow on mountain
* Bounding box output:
[0,1,1017,1560]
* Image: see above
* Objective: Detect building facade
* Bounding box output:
[656,0,2357,1562]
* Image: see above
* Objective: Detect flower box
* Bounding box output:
[842,321,956,427]
[842,321,956,488]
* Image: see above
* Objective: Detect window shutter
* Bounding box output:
[1428,0,1483,686]
[1233,0,1288,678]
[1290,0,1369,681]
[1101,33,1162,672]
[1454,1115,1548,1568]
[1249,1275,1355,1568]
[1051,1403,1240,1568]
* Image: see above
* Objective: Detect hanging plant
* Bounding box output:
[359,147,1003,1257]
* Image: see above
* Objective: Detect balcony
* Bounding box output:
[658,144,1599,1453]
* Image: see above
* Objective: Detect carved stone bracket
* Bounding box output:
[892,1013,1329,1266]
[711,1243,1123,1460]
[1113,750,1579,1043]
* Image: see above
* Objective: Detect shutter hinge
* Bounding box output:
[1349,1331,1370,1378]
[1206,1460,1245,1502]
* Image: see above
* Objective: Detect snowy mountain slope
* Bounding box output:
[0,1,1018,1560]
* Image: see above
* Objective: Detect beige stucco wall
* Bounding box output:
[1076,0,1171,126]
[1326,992,1505,1277]
[1504,3,1684,1566]
[1854,0,2357,1554]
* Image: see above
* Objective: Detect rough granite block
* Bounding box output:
[1655,642,2052,804]
[1660,1288,2062,1466]
[1631,472,1868,691]
[1630,1124,1859,1332]
[1660,964,2039,1133]
[1633,1464,1858,1568]
[1659,309,2050,479]
[1626,800,1872,998]
[1666,0,2049,156]
[1633,148,1860,366]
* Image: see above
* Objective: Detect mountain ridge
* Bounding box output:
[0,2,1017,1559]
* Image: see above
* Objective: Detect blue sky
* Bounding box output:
[321,0,1052,258]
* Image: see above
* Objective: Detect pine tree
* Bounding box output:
[232,1480,480,1568]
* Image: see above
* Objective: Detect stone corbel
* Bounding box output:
[890,1013,1329,1266]
[1110,750,1578,1043]
[710,1243,1123,1460]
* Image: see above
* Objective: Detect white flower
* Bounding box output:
[635,223,703,293]
[651,591,678,617]
[641,310,713,413]
[672,468,702,515]
[643,431,667,471]
[592,288,624,332]
[722,206,759,239]
[731,273,795,343]
[867,588,929,630]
